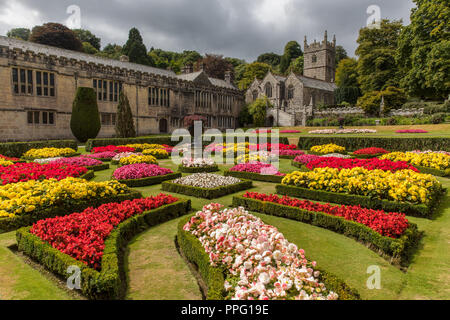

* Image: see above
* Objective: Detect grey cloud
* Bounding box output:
[0,0,415,61]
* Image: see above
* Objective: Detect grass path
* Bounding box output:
[0,149,448,299]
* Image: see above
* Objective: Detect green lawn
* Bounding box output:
[0,150,449,300]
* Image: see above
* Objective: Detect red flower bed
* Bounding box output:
[0,163,88,185]
[396,129,428,134]
[0,154,21,162]
[92,145,135,154]
[306,157,418,172]
[353,147,389,155]
[249,143,297,151]
[30,194,178,270]
[243,192,409,238]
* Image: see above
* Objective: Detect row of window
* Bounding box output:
[27,110,55,125]
[259,84,295,100]
[194,91,212,109]
[12,68,56,97]
[101,113,117,126]
[217,94,233,113]
[93,79,122,102]
[149,87,170,107]
[217,116,234,128]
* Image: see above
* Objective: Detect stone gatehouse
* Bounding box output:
[0,36,244,142]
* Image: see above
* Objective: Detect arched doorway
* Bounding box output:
[159,118,168,133]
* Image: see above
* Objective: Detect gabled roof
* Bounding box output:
[273,74,287,82]
[295,74,337,91]
[208,77,236,90]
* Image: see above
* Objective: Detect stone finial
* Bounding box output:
[380,95,385,114]
[119,55,129,62]
[304,35,307,48]
[333,34,336,47]
[324,30,328,43]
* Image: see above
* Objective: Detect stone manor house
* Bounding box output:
[245,31,337,126]
[0,36,243,142]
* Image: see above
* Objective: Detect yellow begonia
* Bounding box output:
[380,152,450,171]
[23,148,77,159]
[120,144,166,151]
[142,149,169,157]
[236,153,269,164]
[0,159,14,167]
[282,167,442,205]
[0,177,129,218]
[310,144,346,154]
[119,154,158,165]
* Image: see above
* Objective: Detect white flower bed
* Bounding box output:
[173,173,241,188]
[184,203,338,300]
[309,129,377,134]
[181,157,216,168]
[33,157,63,164]
[322,153,352,159]
[112,152,142,161]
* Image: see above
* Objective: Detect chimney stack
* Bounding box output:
[224,70,232,84]
[200,63,206,72]
[120,55,129,62]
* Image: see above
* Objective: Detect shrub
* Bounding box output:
[0,140,78,158]
[70,87,101,143]
[115,92,136,138]
[431,113,446,124]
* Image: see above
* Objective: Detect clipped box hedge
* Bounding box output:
[233,196,421,266]
[79,170,95,181]
[177,214,360,300]
[114,172,182,187]
[298,136,450,152]
[162,179,252,199]
[16,199,191,300]
[275,184,446,218]
[223,170,283,183]
[86,163,110,172]
[351,153,387,159]
[291,161,310,171]
[415,165,450,178]
[178,164,219,173]
[22,153,81,161]
[0,140,78,158]
[0,190,142,234]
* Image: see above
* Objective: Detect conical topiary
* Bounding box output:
[70,87,101,142]
[115,92,136,138]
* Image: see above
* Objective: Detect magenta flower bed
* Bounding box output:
[293,154,322,165]
[82,152,117,159]
[278,150,305,156]
[280,130,301,133]
[50,156,103,167]
[230,161,284,176]
[113,163,173,180]
[395,129,429,133]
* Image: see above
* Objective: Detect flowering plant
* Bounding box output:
[49,157,103,167]
[181,158,216,168]
[381,152,450,171]
[0,155,21,162]
[293,154,322,165]
[118,154,158,166]
[142,148,169,158]
[230,162,284,176]
[23,148,77,159]
[321,153,352,159]
[243,192,409,238]
[33,157,63,164]
[280,130,301,133]
[0,163,88,185]
[183,203,338,300]
[411,150,450,156]
[82,152,117,160]
[395,129,428,133]
[309,129,377,134]
[305,157,418,172]
[248,143,297,152]
[0,177,129,218]
[112,152,142,162]
[113,164,173,180]
[353,148,389,155]
[282,167,442,204]
[173,173,241,188]
[0,159,14,167]
[120,144,172,153]
[91,145,135,154]
[30,194,178,270]
[310,144,346,154]
[277,150,305,157]
[236,152,273,164]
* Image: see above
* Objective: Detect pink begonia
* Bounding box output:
[280,130,301,133]
[293,154,322,165]
[277,150,305,156]
[82,152,117,159]
[230,161,284,176]
[113,163,173,180]
[184,204,338,300]
[50,156,103,167]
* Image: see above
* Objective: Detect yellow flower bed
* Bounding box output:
[0,177,129,218]
[310,144,346,154]
[120,144,166,152]
[380,152,450,171]
[23,148,77,159]
[142,148,169,158]
[236,153,269,164]
[0,159,14,167]
[282,167,441,205]
[119,154,158,166]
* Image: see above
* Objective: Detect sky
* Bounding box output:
[0,0,416,61]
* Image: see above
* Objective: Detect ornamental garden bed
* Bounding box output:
[232,194,421,266]
[0,179,141,233]
[22,153,81,161]
[291,161,309,171]
[380,152,450,178]
[177,204,360,300]
[224,170,283,183]
[162,173,252,199]
[275,184,445,218]
[178,164,219,173]
[415,165,450,177]
[112,164,180,187]
[16,196,191,300]
[114,172,182,187]
[351,153,387,159]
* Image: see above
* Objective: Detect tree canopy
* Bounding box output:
[237,62,272,90]
[7,28,30,41]
[122,28,154,66]
[195,54,233,79]
[30,23,83,51]
[73,29,101,50]
[280,41,303,74]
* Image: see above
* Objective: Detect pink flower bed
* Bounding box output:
[82,152,117,160]
[396,129,429,133]
[113,163,173,180]
[280,130,301,133]
[293,154,322,165]
[230,161,284,176]
[278,150,305,157]
[50,156,103,167]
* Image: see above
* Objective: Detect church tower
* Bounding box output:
[303,31,336,82]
